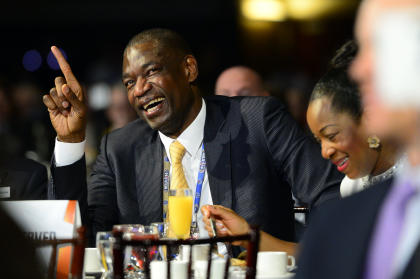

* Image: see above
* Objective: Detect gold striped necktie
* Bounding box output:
[169,140,188,189]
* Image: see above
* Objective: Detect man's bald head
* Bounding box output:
[215,66,269,97]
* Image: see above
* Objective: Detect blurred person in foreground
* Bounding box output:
[43,28,342,245]
[296,0,420,278]
[201,40,400,254]
[215,66,269,97]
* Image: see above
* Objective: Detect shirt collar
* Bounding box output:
[159,98,206,162]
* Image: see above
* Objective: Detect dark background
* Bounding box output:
[1,0,359,92]
[0,0,360,162]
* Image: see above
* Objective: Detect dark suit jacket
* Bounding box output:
[295,178,420,279]
[50,96,342,243]
[0,157,47,200]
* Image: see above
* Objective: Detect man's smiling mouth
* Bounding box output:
[143,97,166,113]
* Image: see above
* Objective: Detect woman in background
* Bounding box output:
[202,41,400,253]
[307,40,399,197]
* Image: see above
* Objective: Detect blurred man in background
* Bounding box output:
[215,66,269,97]
[0,81,47,200]
[0,157,47,200]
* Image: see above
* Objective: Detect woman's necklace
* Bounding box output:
[361,161,400,189]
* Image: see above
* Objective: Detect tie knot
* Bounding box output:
[169,141,186,165]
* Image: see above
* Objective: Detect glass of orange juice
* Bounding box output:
[168,188,193,239]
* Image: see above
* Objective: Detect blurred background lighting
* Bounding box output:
[88,82,111,111]
[241,0,287,21]
[47,48,67,70]
[287,0,354,20]
[241,0,358,21]
[22,50,42,72]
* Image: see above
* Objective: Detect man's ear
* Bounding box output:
[184,55,198,83]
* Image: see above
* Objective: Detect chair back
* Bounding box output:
[112,226,260,279]
[32,226,86,279]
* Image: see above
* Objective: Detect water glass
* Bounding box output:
[96,231,115,279]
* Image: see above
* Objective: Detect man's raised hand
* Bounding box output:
[43,46,87,143]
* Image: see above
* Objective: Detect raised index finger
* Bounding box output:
[51,46,77,83]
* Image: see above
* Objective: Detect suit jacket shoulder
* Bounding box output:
[104,118,156,151]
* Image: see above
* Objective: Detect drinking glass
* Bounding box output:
[123,225,159,279]
[168,188,193,239]
[150,222,168,239]
[96,231,115,279]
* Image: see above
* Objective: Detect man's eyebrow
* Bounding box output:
[319,124,338,134]
[122,62,159,80]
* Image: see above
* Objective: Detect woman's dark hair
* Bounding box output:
[310,41,362,122]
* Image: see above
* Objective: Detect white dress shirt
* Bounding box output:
[54,139,85,167]
[391,158,420,277]
[54,98,213,238]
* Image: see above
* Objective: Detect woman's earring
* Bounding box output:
[367,135,381,149]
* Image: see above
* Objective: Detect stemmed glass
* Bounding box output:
[96,231,115,279]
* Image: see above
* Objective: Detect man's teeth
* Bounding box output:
[148,105,160,113]
[143,97,165,111]
[338,157,349,167]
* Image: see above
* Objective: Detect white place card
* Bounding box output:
[1,200,82,279]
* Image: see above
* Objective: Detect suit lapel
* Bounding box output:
[203,99,232,209]
[135,132,164,224]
